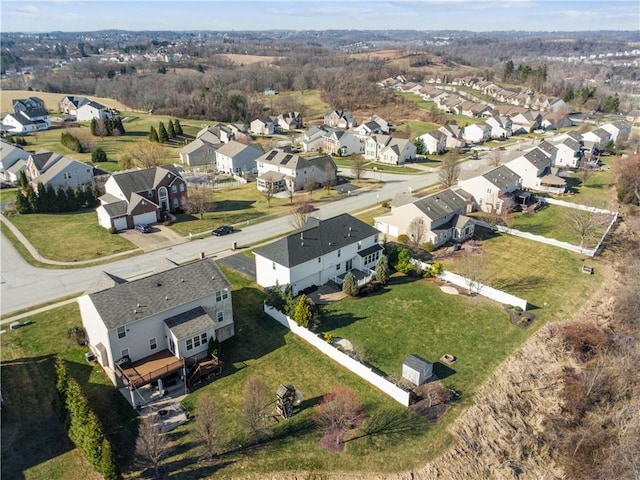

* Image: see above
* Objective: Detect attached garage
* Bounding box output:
[113,216,128,231]
[132,211,157,226]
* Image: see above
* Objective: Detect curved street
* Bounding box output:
[0,153,503,316]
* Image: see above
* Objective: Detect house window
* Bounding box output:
[201,333,207,345]
[117,326,126,339]
[179,183,185,192]
[149,337,157,351]
[216,289,229,302]
[337,249,341,257]
[194,335,201,348]
[217,311,224,323]
[172,185,177,193]
[336,263,341,271]
[272,261,276,270]
[186,338,193,350]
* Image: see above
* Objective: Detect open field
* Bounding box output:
[0,187,17,203]
[0,90,132,114]
[5,210,136,261]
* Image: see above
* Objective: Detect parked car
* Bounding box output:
[212,225,234,236]
[135,224,151,233]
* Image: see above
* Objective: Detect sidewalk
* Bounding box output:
[0,213,141,266]
[0,297,78,325]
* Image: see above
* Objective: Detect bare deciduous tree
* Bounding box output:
[290,202,313,230]
[183,187,214,220]
[324,160,336,193]
[563,208,600,250]
[304,171,316,198]
[438,154,461,187]
[313,386,362,446]
[488,149,504,167]
[121,140,169,169]
[407,217,427,248]
[194,393,223,463]
[242,375,271,445]
[351,155,366,180]
[460,247,485,294]
[262,182,275,208]
[135,415,171,480]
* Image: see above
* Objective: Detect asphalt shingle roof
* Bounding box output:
[414,188,468,221]
[164,307,216,340]
[482,165,520,190]
[87,258,230,330]
[253,213,379,268]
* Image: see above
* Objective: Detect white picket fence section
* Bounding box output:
[263,303,411,406]
[534,196,615,215]
[412,260,528,311]
[494,224,597,256]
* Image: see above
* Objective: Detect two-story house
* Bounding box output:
[215,140,263,175]
[485,116,513,139]
[78,258,234,404]
[417,130,447,155]
[97,165,187,230]
[364,135,416,165]
[547,136,583,168]
[179,127,223,166]
[458,164,521,213]
[254,213,383,294]
[250,117,277,136]
[0,139,30,183]
[437,124,467,150]
[581,128,612,153]
[322,130,364,156]
[462,122,492,143]
[25,150,94,191]
[301,125,333,152]
[255,148,337,193]
[506,148,566,194]
[277,112,303,131]
[77,101,113,122]
[374,188,474,248]
[324,110,356,129]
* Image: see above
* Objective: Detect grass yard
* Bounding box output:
[6,210,136,261]
[557,158,616,208]
[318,275,530,401]
[0,187,17,204]
[504,205,612,248]
[396,120,439,139]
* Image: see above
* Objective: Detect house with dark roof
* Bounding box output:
[96,165,186,230]
[324,110,356,129]
[250,117,277,136]
[78,258,234,402]
[301,125,333,152]
[255,148,337,192]
[581,128,612,152]
[548,135,583,168]
[253,213,383,295]
[0,139,30,183]
[507,147,566,194]
[2,107,50,134]
[25,150,94,191]
[458,165,521,213]
[417,130,447,155]
[374,188,474,248]
[12,97,45,112]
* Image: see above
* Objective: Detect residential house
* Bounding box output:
[511,110,542,134]
[179,138,220,167]
[255,148,337,193]
[458,165,521,213]
[365,135,416,165]
[462,122,492,143]
[581,128,611,152]
[324,110,356,129]
[418,86,447,102]
[322,130,364,156]
[417,130,447,155]
[541,112,573,130]
[214,140,263,175]
[600,121,631,143]
[78,258,234,400]
[2,113,40,134]
[25,150,94,191]
[485,116,513,139]
[438,124,467,150]
[0,139,30,182]
[354,116,389,137]
[547,136,583,168]
[206,123,235,143]
[537,141,558,163]
[12,97,45,112]
[250,117,277,136]
[277,112,303,131]
[97,166,187,231]
[253,213,383,295]
[506,147,566,194]
[59,95,91,115]
[2,102,51,134]
[300,125,332,152]
[457,101,492,118]
[625,110,640,123]
[77,101,113,122]
[374,188,474,248]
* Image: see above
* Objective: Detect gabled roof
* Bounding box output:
[36,156,91,186]
[257,149,311,171]
[253,213,379,268]
[19,108,48,119]
[215,140,262,159]
[413,188,468,221]
[537,141,558,158]
[87,258,230,330]
[482,165,520,189]
[100,200,128,218]
[4,113,34,127]
[164,307,216,340]
[29,150,63,172]
[521,148,552,170]
[85,271,128,294]
[110,166,182,201]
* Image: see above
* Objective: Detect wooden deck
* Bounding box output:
[115,349,185,389]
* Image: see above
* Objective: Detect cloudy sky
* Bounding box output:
[2,0,639,32]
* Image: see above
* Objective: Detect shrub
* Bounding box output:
[61,131,83,152]
[423,261,444,278]
[381,201,390,208]
[108,226,117,234]
[342,271,359,297]
[92,148,108,163]
[422,241,435,252]
[323,332,334,344]
[293,294,315,328]
[397,234,409,244]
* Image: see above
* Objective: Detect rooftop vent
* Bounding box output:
[165,295,169,300]
[157,283,162,287]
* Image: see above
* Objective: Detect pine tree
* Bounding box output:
[115,116,125,135]
[167,119,176,138]
[36,182,47,213]
[341,271,359,297]
[375,256,390,285]
[15,189,31,213]
[149,126,159,142]
[44,183,56,211]
[26,187,38,213]
[55,185,68,212]
[158,121,169,143]
[293,294,315,328]
[74,184,84,210]
[100,439,121,480]
[173,118,183,136]
[18,170,28,189]
[90,118,98,136]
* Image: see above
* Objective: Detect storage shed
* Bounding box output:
[402,354,433,386]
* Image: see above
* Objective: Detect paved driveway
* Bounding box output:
[218,253,256,279]
[119,225,186,253]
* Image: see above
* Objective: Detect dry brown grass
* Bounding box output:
[218,53,281,65]
[0,89,132,114]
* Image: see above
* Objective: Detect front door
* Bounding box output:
[158,186,169,211]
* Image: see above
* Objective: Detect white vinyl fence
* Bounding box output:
[412,260,528,311]
[263,303,411,406]
[534,196,615,215]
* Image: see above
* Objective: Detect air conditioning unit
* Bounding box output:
[85,352,95,362]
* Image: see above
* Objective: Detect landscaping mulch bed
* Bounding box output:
[505,306,536,329]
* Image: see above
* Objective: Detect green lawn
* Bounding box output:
[556,158,616,208]
[6,210,136,261]
[396,120,439,139]
[1,187,17,204]
[319,274,529,400]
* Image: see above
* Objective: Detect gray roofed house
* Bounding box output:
[254,213,383,294]
[78,258,235,390]
[458,165,521,214]
[506,147,564,192]
[0,139,30,182]
[483,165,521,190]
[215,140,263,175]
[256,148,337,192]
[24,150,94,191]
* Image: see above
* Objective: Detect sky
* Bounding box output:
[2,0,639,33]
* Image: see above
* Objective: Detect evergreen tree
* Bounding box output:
[342,271,359,297]
[92,148,108,163]
[149,126,159,142]
[90,183,101,208]
[158,121,169,143]
[115,116,125,135]
[26,187,38,213]
[36,182,47,213]
[293,294,315,328]
[167,119,176,138]
[44,183,57,210]
[502,60,514,83]
[55,185,68,212]
[90,118,98,136]
[375,256,390,285]
[173,118,183,136]
[71,185,82,210]
[18,170,28,189]
[100,439,121,480]
[15,189,31,213]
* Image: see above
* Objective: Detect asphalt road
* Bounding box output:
[0,153,502,315]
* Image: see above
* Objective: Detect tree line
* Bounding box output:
[14,171,99,214]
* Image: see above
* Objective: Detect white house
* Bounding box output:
[600,121,631,143]
[458,165,521,213]
[438,124,467,150]
[324,110,356,129]
[365,135,416,165]
[1,112,49,134]
[354,116,390,137]
[511,111,542,134]
[253,213,383,295]
[215,140,262,175]
[255,148,337,192]
[462,122,492,143]
[179,138,219,167]
[276,112,303,131]
[506,148,566,194]
[548,136,583,168]
[78,258,234,403]
[250,117,277,136]
[300,125,333,152]
[485,116,513,139]
[581,128,611,152]
[417,130,447,155]
[323,130,364,156]
[0,139,30,182]
[76,101,113,122]
[374,187,474,248]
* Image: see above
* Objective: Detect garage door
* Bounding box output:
[132,211,157,226]
[113,217,128,231]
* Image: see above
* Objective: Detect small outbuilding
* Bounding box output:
[402,354,433,386]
